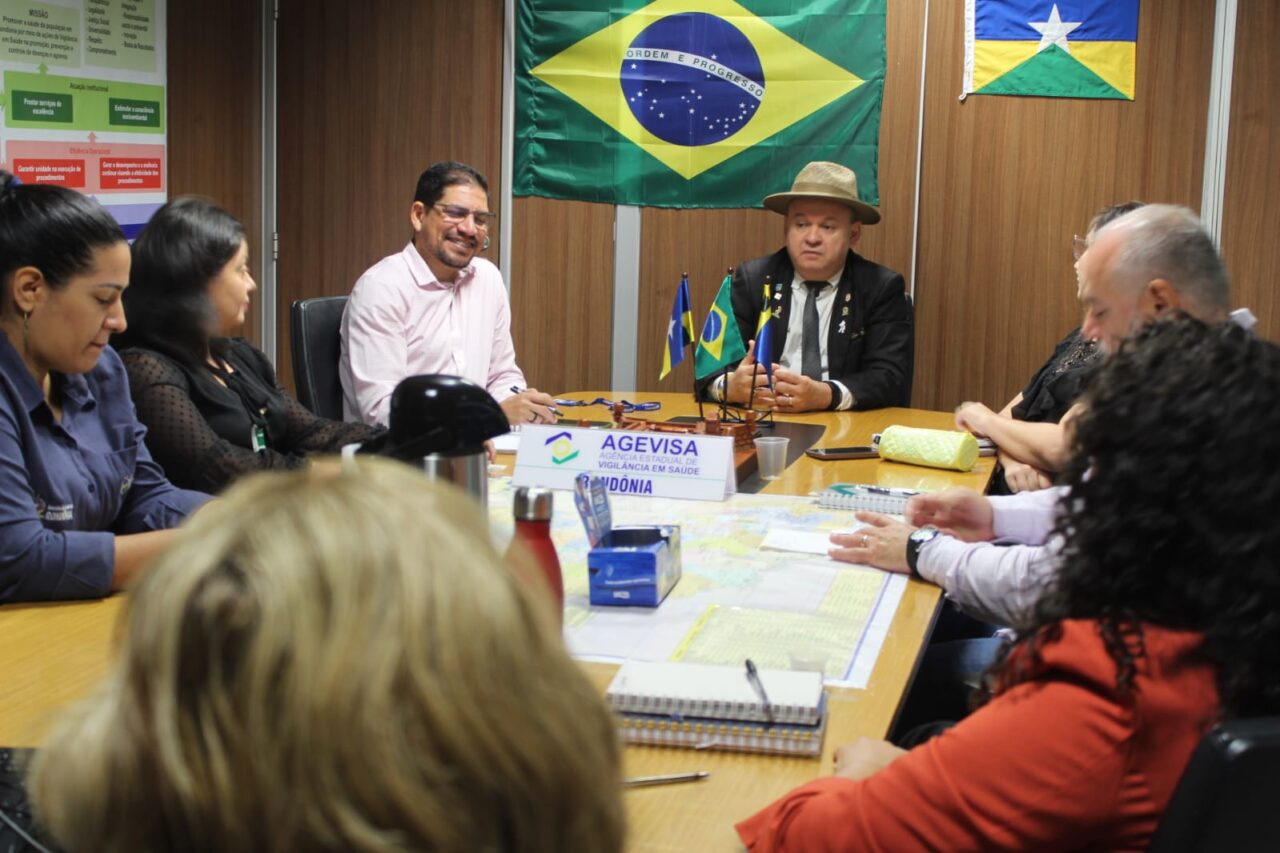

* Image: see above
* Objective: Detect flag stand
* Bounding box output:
[744,275,774,422]
[691,267,755,425]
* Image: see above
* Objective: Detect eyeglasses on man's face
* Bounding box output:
[434,203,497,232]
[1072,234,1089,261]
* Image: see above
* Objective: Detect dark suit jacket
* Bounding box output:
[697,248,914,409]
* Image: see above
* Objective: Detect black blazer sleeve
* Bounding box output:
[827,254,913,409]
[694,250,790,401]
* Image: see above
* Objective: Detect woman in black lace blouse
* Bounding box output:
[115,198,384,493]
[955,202,1143,493]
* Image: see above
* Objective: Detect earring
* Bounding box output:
[22,310,29,351]
[482,236,491,251]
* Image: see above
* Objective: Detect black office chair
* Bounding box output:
[1148,717,1280,852]
[289,296,348,420]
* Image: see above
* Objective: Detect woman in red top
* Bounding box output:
[739,316,1280,851]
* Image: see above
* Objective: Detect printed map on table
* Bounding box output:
[488,479,907,689]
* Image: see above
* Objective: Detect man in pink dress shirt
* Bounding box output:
[340,161,557,427]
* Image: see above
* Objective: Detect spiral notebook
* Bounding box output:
[615,705,828,757]
[605,660,824,726]
[814,483,921,514]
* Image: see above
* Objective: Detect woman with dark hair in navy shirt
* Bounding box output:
[0,172,208,603]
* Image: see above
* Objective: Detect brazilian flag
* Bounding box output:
[694,273,747,379]
[515,0,886,209]
[963,0,1139,100]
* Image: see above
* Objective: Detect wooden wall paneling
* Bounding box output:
[913,0,1216,412]
[858,0,926,285]
[635,0,925,395]
[636,208,777,394]
[167,0,263,343]
[1220,0,1279,342]
[507,196,616,392]
[276,0,503,393]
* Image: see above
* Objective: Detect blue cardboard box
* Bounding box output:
[587,524,682,607]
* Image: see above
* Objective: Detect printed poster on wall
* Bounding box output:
[0,0,167,236]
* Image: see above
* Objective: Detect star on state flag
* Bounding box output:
[660,273,697,380]
[962,0,1140,101]
[515,0,886,208]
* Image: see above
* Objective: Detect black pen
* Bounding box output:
[744,658,776,725]
[623,771,710,788]
[865,486,920,498]
[509,385,561,416]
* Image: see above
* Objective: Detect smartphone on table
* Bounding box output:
[805,445,879,461]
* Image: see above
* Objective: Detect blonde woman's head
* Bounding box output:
[32,459,624,852]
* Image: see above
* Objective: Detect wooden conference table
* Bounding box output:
[0,392,994,851]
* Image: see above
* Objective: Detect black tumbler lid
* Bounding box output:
[380,374,509,459]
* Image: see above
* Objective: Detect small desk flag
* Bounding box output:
[962,0,1139,101]
[660,273,697,380]
[753,281,775,386]
[694,273,746,380]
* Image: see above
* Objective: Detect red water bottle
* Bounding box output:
[510,487,563,624]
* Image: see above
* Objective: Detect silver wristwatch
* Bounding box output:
[906,525,941,579]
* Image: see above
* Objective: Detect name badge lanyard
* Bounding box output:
[208,360,272,454]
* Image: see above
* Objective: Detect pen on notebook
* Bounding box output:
[744,658,776,725]
[623,771,710,788]
[864,486,921,498]
[509,386,561,416]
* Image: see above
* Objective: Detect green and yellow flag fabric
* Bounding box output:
[694,273,746,379]
[515,0,886,208]
[963,1,1139,100]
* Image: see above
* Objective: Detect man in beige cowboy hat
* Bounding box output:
[700,161,913,412]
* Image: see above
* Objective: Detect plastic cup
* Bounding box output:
[788,651,829,675]
[754,436,790,481]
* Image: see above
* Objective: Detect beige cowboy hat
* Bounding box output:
[762,161,881,225]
